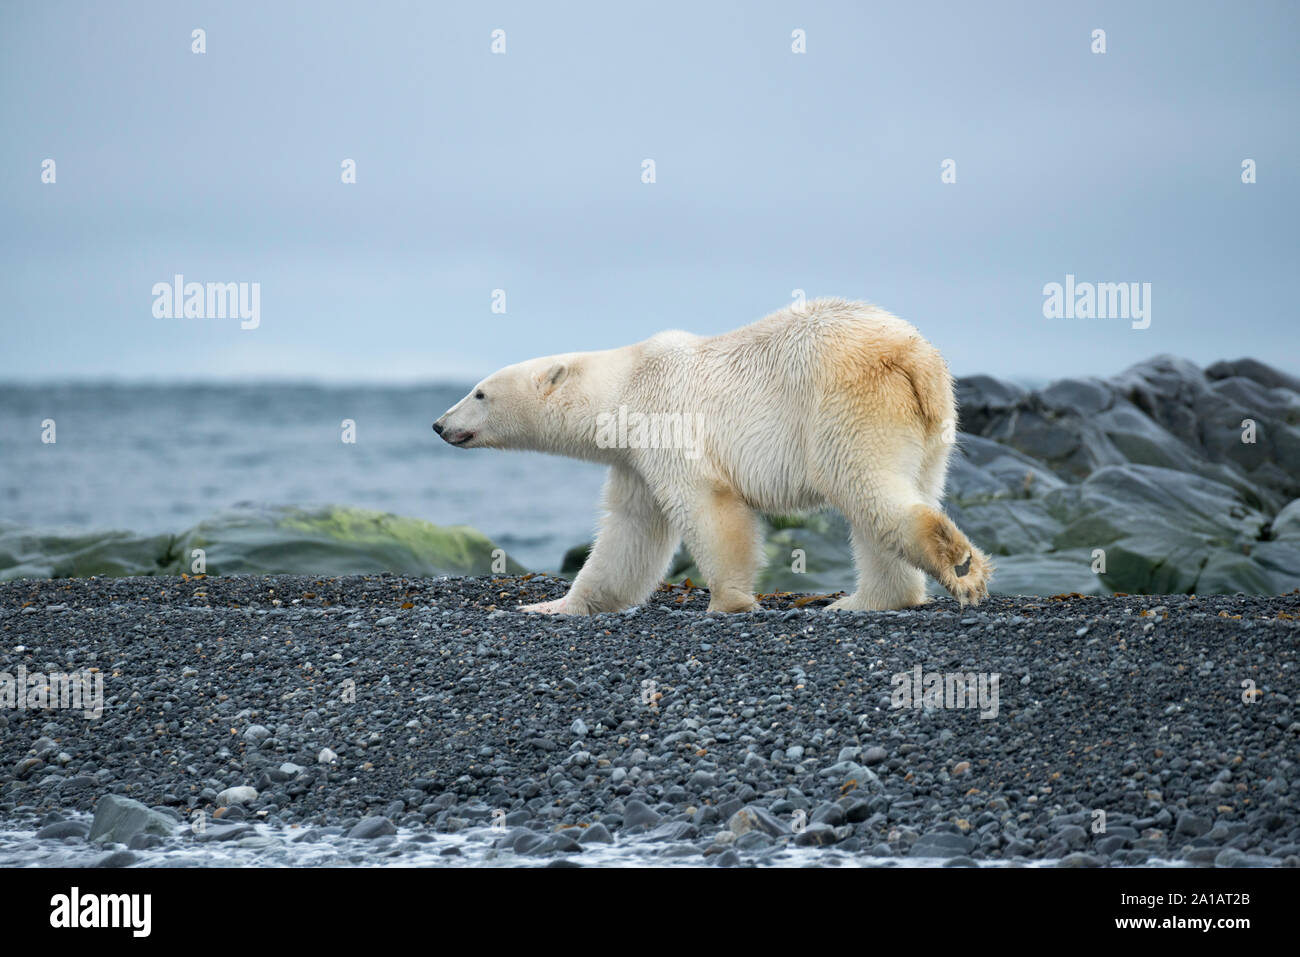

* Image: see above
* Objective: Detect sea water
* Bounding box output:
[0,382,607,573]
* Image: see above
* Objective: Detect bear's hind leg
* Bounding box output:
[829,464,991,608]
[677,486,762,613]
[840,494,992,607]
[906,503,993,606]
[827,524,927,610]
[520,465,678,615]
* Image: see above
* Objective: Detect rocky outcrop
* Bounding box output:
[948,355,1300,595]
[0,505,525,581]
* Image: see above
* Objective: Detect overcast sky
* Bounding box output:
[1,1,1296,385]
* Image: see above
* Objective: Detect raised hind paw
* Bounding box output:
[942,547,993,607]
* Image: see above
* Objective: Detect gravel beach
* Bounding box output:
[1,573,1297,867]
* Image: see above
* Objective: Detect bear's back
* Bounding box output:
[699,298,914,386]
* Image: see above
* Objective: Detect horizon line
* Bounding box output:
[0,352,1283,392]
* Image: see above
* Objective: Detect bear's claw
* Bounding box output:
[945,548,992,607]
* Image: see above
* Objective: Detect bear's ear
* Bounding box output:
[538,363,568,396]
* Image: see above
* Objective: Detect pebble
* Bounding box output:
[216,787,259,807]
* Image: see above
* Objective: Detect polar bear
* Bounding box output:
[433,297,992,614]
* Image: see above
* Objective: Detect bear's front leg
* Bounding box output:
[676,486,763,613]
[519,465,679,615]
[518,596,569,614]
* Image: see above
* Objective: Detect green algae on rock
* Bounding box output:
[0,505,525,582]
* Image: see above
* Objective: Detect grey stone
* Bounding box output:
[1175,812,1212,838]
[347,816,397,840]
[36,820,90,840]
[728,805,788,838]
[215,786,258,807]
[908,831,975,859]
[88,795,177,845]
[193,823,256,842]
[577,822,613,844]
[242,724,271,745]
[622,800,661,829]
[645,821,698,842]
[794,823,842,847]
[95,850,138,868]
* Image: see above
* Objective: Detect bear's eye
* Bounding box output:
[474,390,485,400]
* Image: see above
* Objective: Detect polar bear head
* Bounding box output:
[433,355,578,451]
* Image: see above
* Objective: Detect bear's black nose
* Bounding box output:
[432,422,444,434]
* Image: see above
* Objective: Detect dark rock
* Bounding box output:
[347,816,397,840]
[95,850,137,868]
[1175,812,1212,838]
[193,824,255,842]
[645,821,698,842]
[909,831,975,859]
[622,800,661,829]
[794,823,842,847]
[36,820,89,840]
[727,805,788,838]
[577,823,613,844]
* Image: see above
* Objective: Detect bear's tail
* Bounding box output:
[891,336,956,439]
